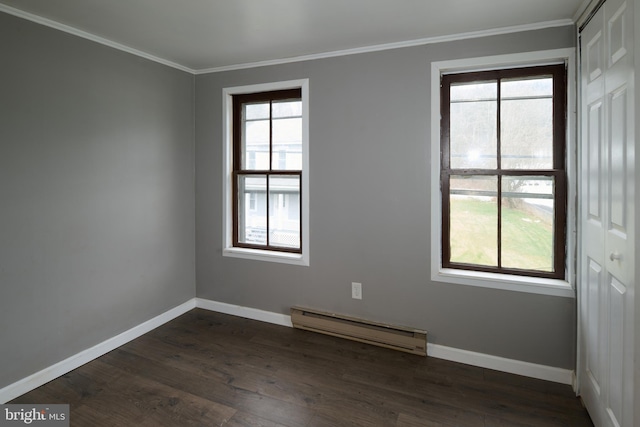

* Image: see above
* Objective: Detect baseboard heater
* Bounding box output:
[290,306,427,356]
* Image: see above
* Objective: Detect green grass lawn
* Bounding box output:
[450,198,553,271]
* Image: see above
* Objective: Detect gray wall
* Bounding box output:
[196,25,577,369]
[0,13,195,389]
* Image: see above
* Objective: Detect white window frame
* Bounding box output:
[430,49,576,298]
[222,79,310,266]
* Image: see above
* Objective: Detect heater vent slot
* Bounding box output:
[291,307,427,356]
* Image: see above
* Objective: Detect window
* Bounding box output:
[223,80,309,265]
[441,65,566,279]
[431,50,575,297]
[233,89,302,252]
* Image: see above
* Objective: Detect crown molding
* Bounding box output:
[194,19,574,74]
[2,3,574,76]
[0,3,195,74]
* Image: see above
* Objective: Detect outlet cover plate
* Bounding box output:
[352,282,362,299]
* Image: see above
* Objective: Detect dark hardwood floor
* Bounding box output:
[12,309,593,426]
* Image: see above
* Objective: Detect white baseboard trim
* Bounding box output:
[195,298,292,327]
[2,298,574,403]
[0,298,196,404]
[427,343,574,385]
[195,299,573,386]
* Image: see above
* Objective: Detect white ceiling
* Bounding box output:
[0,0,586,73]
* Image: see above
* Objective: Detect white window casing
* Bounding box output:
[430,49,576,297]
[222,79,310,266]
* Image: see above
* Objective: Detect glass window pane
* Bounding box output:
[245,102,269,120]
[449,175,498,266]
[287,193,300,221]
[501,176,554,271]
[238,175,266,245]
[501,79,553,169]
[450,82,497,169]
[269,175,300,249]
[501,77,552,98]
[243,120,269,170]
[451,81,497,101]
[272,100,302,118]
[272,117,302,170]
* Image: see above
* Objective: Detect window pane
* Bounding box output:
[501,77,553,169]
[501,176,554,271]
[272,117,302,170]
[451,81,497,101]
[450,82,497,169]
[238,175,267,245]
[245,102,269,120]
[287,193,300,221]
[269,175,300,249]
[243,119,269,170]
[501,77,552,98]
[449,175,497,266]
[272,100,302,118]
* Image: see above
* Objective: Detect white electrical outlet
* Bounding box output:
[351,282,362,300]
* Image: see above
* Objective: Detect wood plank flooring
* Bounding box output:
[11,309,593,426]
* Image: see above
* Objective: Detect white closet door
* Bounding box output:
[579,0,635,426]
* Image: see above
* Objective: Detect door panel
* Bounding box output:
[607,274,625,426]
[588,29,603,81]
[586,258,603,394]
[607,86,627,236]
[588,101,603,219]
[608,3,627,65]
